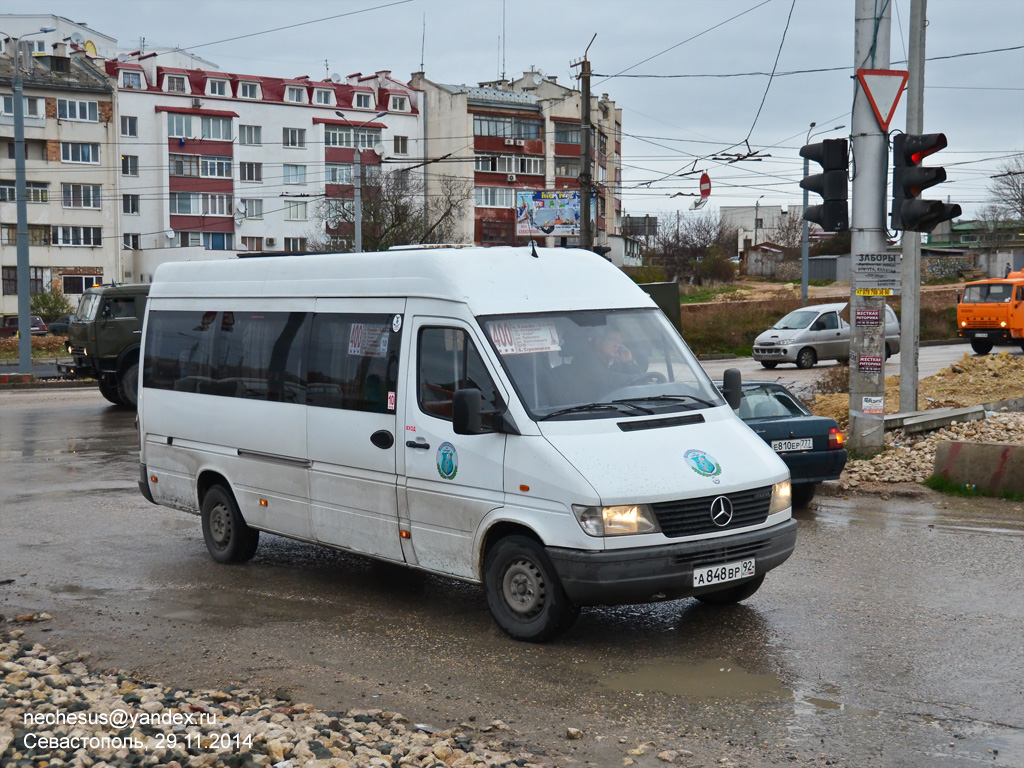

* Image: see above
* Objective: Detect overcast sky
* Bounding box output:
[7,0,1023,222]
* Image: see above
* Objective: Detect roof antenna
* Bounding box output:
[530,239,538,258]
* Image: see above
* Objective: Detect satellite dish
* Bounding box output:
[235,200,246,214]
[117,53,128,62]
[164,229,175,240]
[532,73,543,85]
[70,32,85,46]
[372,142,386,157]
[330,72,342,83]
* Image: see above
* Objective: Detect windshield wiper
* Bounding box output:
[613,394,719,409]
[540,401,654,420]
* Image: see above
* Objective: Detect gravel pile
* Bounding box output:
[841,411,1024,486]
[0,628,558,768]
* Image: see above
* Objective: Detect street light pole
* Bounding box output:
[336,110,388,253]
[5,27,55,374]
[801,122,845,305]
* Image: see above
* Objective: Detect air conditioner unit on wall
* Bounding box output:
[265,237,277,247]
[515,140,525,146]
[192,98,202,108]
[504,138,514,146]
[507,174,517,182]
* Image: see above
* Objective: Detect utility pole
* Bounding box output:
[574,35,596,251]
[848,0,892,456]
[899,0,927,413]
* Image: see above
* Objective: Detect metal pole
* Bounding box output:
[354,146,362,253]
[579,57,592,250]
[801,153,810,305]
[13,37,32,373]
[899,0,926,413]
[848,0,892,456]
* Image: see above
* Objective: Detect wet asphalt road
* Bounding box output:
[2,387,1023,767]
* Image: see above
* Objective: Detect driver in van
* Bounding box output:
[571,326,647,400]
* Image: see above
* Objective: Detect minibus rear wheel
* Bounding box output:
[695,574,765,606]
[484,536,579,642]
[201,484,260,564]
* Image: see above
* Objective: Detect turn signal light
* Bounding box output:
[828,427,844,450]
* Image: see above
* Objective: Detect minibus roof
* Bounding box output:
[148,247,656,315]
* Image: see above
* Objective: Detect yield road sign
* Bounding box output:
[856,69,909,131]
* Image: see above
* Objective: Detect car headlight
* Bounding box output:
[572,504,660,537]
[774,338,794,346]
[769,480,792,514]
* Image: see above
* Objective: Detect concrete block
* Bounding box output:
[901,405,986,435]
[933,441,1024,496]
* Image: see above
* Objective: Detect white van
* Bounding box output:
[138,247,796,641]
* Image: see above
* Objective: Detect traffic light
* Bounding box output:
[800,138,849,232]
[890,133,962,232]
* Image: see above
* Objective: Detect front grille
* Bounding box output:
[652,485,772,538]
[683,539,772,568]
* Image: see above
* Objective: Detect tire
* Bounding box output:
[201,484,260,564]
[117,360,140,410]
[970,338,993,355]
[795,347,817,370]
[791,483,817,508]
[98,378,124,405]
[484,535,579,642]
[884,344,892,361]
[837,358,849,367]
[760,361,778,369]
[695,574,765,606]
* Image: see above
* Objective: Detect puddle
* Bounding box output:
[154,588,350,626]
[597,659,791,701]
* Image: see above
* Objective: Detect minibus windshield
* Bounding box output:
[482,308,725,420]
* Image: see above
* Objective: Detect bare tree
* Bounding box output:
[307,170,473,252]
[650,210,735,284]
[986,154,1024,221]
[769,210,804,253]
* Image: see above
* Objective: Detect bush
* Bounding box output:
[30,289,74,322]
[813,363,850,394]
[629,265,668,284]
[680,297,802,355]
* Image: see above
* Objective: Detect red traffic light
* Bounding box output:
[901,133,948,165]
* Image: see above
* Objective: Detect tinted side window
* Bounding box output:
[418,327,501,422]
[819,312,838,330]
[104,298,136,319]
[307,314,401,414]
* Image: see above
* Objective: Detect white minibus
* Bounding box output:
[138,247,796,641]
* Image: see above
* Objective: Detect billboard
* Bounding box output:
[516,191,583,237]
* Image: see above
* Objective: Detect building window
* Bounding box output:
[169,154,200,177]
[286,86,304,103]
[166,75,187,93]
[122,71,143,89]
[61,142,100,164]
[390,96,408,112]
[169,192,200,215]
[123,233,141,249]
[393,136,408,155]
[200,157,231,178]
[355,129,381,149]
[239,124,262,145]
[62,183,102,209]
[285,201,308,221]
[284,237,307,252]
[240,198,263,218]
[52,226,103,246]
[240,162,262,182]
[202,194,232,216]
[315,89,333,105]
[555,124,581,144]
[173,232,202,247]
[203,232,233,250]
[201,117,232,141]
[283,164,306,184]
[0,180,48,203]
[121,155,139,176]
[473,115,543,139]
[1,225,49,247]
[239,82,259,99]
[325,163,353,184]
[120,116,138,137]
[208,80,227,96]
[323,198,353,222]
[554,157,580,177]
[123,194,140,214]
[325,125,351,147]
[57,99,99,122]
[63,275,99,294]
[1,96,42,118]
[474,187,516,207]
[283,128,306,148]
[355,93,372,109]
[241,236,263,251]
[167,113,192,138]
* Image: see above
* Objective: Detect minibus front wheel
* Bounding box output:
[201,484,260,564]
[484,535,579,643]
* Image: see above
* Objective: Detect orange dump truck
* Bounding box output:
[956,270,1024,354]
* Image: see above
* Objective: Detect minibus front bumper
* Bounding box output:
[546,518,797,606]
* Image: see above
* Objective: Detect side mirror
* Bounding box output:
[956,292,961,304]
[453,388,484,435]
[722,368,742,411]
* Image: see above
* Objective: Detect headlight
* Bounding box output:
[774,338,794,346]
[769,480,792,514]
[572,504,660,537]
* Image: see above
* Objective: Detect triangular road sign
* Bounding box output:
[857,69,909,131]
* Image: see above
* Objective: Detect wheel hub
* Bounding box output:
[502,558,546,617]
[209,503,232,547]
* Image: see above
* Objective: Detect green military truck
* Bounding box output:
[61,283,150,408]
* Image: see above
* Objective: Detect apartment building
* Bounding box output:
[106,51,423,280]
[0,41,117,314]
[410,69,622,248]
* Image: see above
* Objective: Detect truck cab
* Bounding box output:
[956,271,1024,355]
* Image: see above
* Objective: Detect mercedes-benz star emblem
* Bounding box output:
[710,496,734,527]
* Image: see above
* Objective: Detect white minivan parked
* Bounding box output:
[138,247,796,641]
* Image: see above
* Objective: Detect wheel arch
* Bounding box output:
[116,342,141,373]
[477,518,544,581]
[197,470,232,510]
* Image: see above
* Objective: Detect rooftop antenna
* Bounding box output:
[324,59,329,78]
[139,36,145,54]
[419,13,425,72]
[501,0,506,81]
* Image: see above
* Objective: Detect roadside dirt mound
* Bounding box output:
[713,283,800,302]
